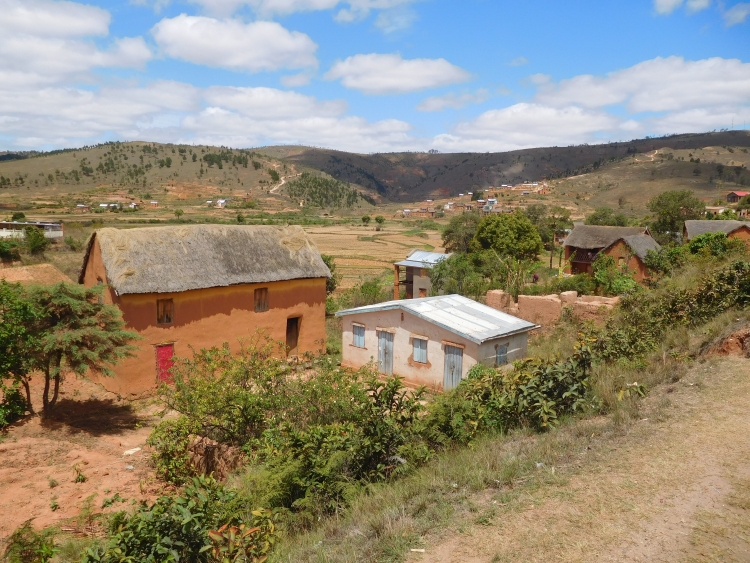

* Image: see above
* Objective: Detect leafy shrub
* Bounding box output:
[81,476,276,563]
[64,236,83,251]
[687,232,745,257]
[2,521,57,563]
[23,226,49,254]
[0,382,26,429]
[0,239,21,261]
[644,245,688,275]
[422,342,592,445]
[592,253,638,295]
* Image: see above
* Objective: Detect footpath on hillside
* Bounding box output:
[415,355,750,563]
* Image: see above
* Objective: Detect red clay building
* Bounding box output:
[563,225,660,283]
[79,225,330,396]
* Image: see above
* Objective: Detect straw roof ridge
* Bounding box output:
[620,234,661,260]
[78,224,331,295]
[684,220,750,239]
[564,225,649,249]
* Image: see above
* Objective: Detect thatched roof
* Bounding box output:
[564,225,650,250]
[0,264,71,285]
[79,225,331,295]
[619,234,661,260]
[684,220,750,240]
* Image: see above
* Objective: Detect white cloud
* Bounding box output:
[431,103,619,152]
[417,89,489,112]
[535,56,750,113]
[508,56,528,67]
[326,53,470,94]
[651,106,750,134]
[0,0,151,89]
[686,0,711,12]
[654,0,684,14]
[0,0,110,37]
[151,15,318,72]
[374,5,418,33]
[723,2,750,25]
[203,86,345,118]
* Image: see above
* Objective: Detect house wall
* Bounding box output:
[602,240,649,282]
[81,240,326,396]
[729,227,750,245]
[341,309,479,391]
[410,267,432,298]
[340,309,530,391]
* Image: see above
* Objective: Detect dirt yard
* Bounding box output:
[0,376,163,541]
[411,355,750,563]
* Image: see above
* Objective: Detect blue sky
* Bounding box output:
[0,0,748,152]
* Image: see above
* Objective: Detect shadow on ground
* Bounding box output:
[41,398,144,437]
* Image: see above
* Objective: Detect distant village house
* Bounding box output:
[726,191,749,203]
[393,249,451,299]
[563,225,660,282]
[683,220,750,244]
[78,225,331,396]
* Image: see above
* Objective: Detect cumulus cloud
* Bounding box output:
[508,56,528,67]
[151,15,318,72]
[654,0,712,13]
[0,0,151,89]
[431,103,619,153]
[417,89,489,112]
[723,2,750,25]
[535,56,750,113]
[326,53,470,94]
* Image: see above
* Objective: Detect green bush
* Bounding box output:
[1,521,57,563]
[0,382,26,429]
[81,476,276,563]
[592,254,638,295]
[687,231,745,257]
[422,342,592,445]
[23,226,49,254]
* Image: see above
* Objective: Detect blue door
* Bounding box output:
[443,345,463,390]
[378,331,394,375]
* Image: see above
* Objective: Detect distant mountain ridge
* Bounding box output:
[271,131,750,202]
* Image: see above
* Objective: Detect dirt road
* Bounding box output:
[414,356,750,563]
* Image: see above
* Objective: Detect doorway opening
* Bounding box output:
[286,317,300,356]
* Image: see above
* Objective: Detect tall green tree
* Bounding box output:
[27,283,140,413]
[585,207,628,227]
[0,281,38,412]
[24,226,50,254]
[647,190,705,235]
[442,213,480,253]
[429,253,487,299]
[471,212,543,261]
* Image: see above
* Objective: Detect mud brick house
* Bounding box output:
[563,225,660,282]
[726,191,749,203]
[393,249,451,299]
[337,294,536,391]
[79,225,330,395]
[683,220,750,244]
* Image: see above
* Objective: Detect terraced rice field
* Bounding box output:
[305,225,445,290]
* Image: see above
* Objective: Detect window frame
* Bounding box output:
[156,298,174,325]
[413,336,428,364]
[254,287,269,313]
[352,323,365,348]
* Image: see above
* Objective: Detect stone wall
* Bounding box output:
[486,289,619,327]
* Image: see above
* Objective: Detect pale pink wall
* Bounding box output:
[340,309,479,391]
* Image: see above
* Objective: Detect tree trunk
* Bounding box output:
[42,363,51,413]
[549,236,555,269]
[21,377,33,415]
[50,374,61,410]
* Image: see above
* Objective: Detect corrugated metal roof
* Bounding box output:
[394,249,451,268]
[336,294,536,344]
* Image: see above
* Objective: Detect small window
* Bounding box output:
[413,337,428,363]
[353,324,365,348]
[254,288,269,312]
[496,343,508,366]
[157,299,174,325]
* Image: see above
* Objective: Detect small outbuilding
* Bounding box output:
[336,294,536,391]
[563,225,660,282]
[393,249,451,299]
[79,224,331,396]
[683,220,750,244]
[726,191,749,203]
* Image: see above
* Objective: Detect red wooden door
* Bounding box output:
[156,344,174,383]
